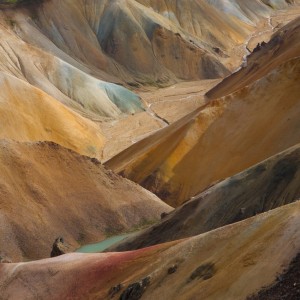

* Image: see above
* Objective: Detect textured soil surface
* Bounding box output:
[106,55,300,207]
[248,252,300,300]
[0,140,171,261]
[108,144,300,252]
[2,201,300,300]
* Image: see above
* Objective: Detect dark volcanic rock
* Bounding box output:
[189,263,216,282]
[0,254,12,263]
[167,265,178,274]
[248,252,300,299]
[120,277,151,300]
[109,284,124,298]
[50,237,69,258]
[160,212,169,219]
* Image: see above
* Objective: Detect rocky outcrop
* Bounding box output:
[248,252,300,299]
[0,254,12,263]
[120,277,151,300]
[50,237,69,258]
[207,17,300,99]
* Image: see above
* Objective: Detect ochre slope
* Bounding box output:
[0,140,171,262]
[0,72,105,159]
[207,16,300,99]
[109,144,300,251]
[106,57,300,206]
[0,0,297,149]
[1,201,300,299]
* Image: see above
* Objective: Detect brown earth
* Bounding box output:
[0,140,171,262]
[0,0,297,161]
[0,1,299,298]
[0,71,105,160]
[1,201,300,300]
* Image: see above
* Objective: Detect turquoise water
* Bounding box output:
[76,233,133,253]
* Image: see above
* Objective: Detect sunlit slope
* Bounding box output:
[0,0,296,125]
[106,57,300,206]
[0,18,143,119]
[110,144,300,251]
[14,0,229,83]
[1,201,300,299]
[207,16,300,99]
[0,72,105,159]
[0,140,171,262]
[137,0,278,45]
[1,0,295,95]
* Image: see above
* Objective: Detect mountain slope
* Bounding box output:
[0,16,143,119]
[109,144,300,251]
[0,73,105,159]
[0,72,106,159]
[0,140,171,262]
[106,55,300,206]
[0,0,295,105]
[1,201,300,299]
[207,16,300,99]
[0,0,297,161]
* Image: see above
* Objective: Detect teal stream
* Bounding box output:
[76,233,134,253]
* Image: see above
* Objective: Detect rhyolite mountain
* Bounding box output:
[2,201,300,299]
[0,1,300,299]
[106,18,300,206]
[108,144,300,252]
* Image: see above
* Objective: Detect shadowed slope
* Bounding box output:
[0,0,297,156]
[109,144,300,251]
[1,201,300,299]
[249,252,300,299]
[106,56,300,206]
[0,140,171,262]
[18,0,229,83]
